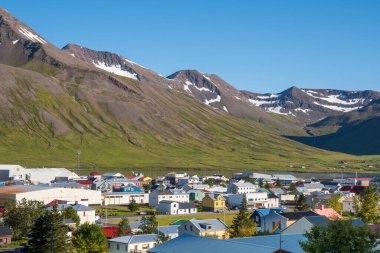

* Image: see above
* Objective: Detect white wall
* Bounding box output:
[103,193,149,206]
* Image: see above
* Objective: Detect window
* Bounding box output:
[117,244,120,250]
[184,225,187,230]
[125,245,128,251]
[190,225,193,231]
[142,244,149,249]
[108,243,110,248]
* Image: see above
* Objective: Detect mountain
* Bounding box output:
[288,99,380,155]
[0,7,378,171]
[242,86,380,123]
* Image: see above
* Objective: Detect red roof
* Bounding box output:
[89,171,101,176]
[76,180,93,185]
[47,199,66,207]
[102,226,118,238]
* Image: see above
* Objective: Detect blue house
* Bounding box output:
[250,208,286,233]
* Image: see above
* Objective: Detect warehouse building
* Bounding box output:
[0,185,102,205]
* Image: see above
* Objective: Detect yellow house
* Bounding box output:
[179,218,230,239]
[202,194,226,212]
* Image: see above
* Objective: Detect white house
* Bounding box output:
[177,175,200,187]
[226,192,268,209]
[342,196,355,213]
[156,200,197,215]
[0,164,26,181]
[227,181,257,194]
[149,189,189,207]
[25,168,79,184]
[108,234,157,253]
[102,192,149,206]
[266,193,280,208]
[48,203,96,224]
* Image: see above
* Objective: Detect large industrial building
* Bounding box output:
[0,165,79,184]
[0,185,102,205]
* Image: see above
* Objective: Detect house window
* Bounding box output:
[117,244,120,250]
[185,225,187,230]
[190,225,193,231]
[125,245,128,251]
[142,244,149,249]
[108,243,110,248]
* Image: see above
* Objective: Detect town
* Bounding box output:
[0,165,378,252]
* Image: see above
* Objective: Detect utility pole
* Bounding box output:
[76,150,81,176]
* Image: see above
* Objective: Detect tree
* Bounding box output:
[62,207,80,226]
[73,223,107,253]
[155,231,170,245]
[230,196,257,238]
[4,198,45,239]
[258,179,264,188]
[117,217,131,236]
[128,199,139,212]
[300,220,379,253]
[354,186,380,223]
[204,178,216,187]
[139,214,158,234]
[27,205,73,253]
[296,193,310,211]
[327,194,342,213]
[288,183,297,195]
[264,182,271,189]
[275,178,282,187]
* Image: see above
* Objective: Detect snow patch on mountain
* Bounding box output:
[257,94,280,99]
[313,101,362,112]
[124,58,148,69]
[12,40,19,45]
[294,108,311,114]
[17,26,46,44]
[205,95,221,105]
[223,106,229,113]
[248,99,276,106]
[93,61,138,80]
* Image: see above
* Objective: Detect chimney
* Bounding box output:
[320,204,324,210]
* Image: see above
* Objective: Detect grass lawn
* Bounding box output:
[107,213,237,226]
[96,205,155,216]
[156,213,236,226]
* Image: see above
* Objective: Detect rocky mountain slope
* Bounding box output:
[0,7,378,171]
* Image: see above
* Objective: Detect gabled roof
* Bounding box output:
[109,234,158,244]
[47,203,94,212]
[305,215,329,225]
[157,225,179,235]
[183,219,228,232]
[252,208,285,217]
[279,210,319,221]
[178,202,196,209]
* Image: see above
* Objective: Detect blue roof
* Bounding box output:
[231,234,306,253]
[253,208,285,217]
[148,234,278,253]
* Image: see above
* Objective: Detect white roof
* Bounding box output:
[0,165,25,170]
[26,168,78,178]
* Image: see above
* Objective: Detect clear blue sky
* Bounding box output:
[2,0,380,93]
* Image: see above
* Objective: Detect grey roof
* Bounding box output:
[178,202,196,209]
[149,234,286,253]
[157,225,179,235]
[280,210,319,221]
[184,219,228,232]
[0,226,11,236]
[155,189,174,195]
[109,234,158,244]
[305,215,329,225]
[47,204,94,212]
[129,221,142,230]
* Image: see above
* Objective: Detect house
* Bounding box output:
[177,175,200,187]
[102,192,149,206]
[283,216,364,235]
[226,192,268,209]
[0,226,12,246]
[227,181,257,194]
[266,193,280,208]
[250,208,287,233]
[149,189,189,207]
[157,225,180,239]
[108,234,158,253]
[347,177,372,187]
[342,196,355,213]
[313,205,342,220]
[271,174,297,186]
[165,172,187,185]
[47,203,96,224]
[178,219,229,239]
[297,183,325,194]
[282,215,329,234]
[148,233,306,253]
[156,201,197,215]
[187,189,205,202]
[182,184,210,192]
[280,210,320,227]
[202,194,226,212]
